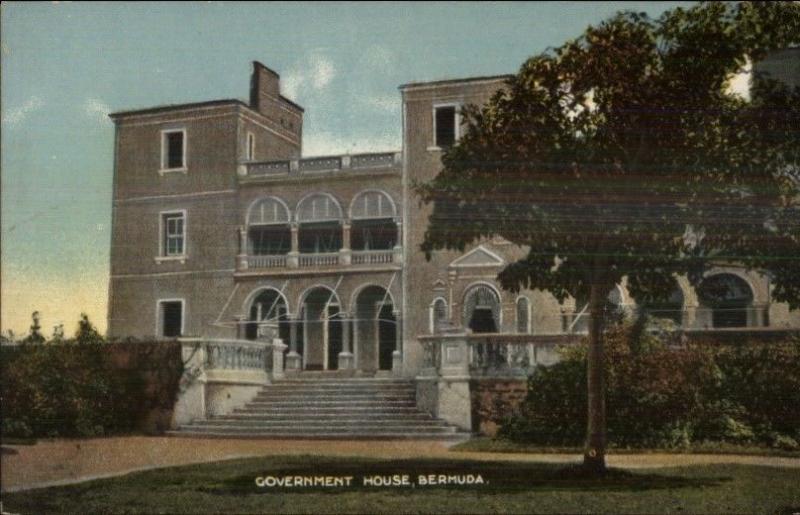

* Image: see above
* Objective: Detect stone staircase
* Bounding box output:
[170,377,469,440]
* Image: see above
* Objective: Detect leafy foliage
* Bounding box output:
[500,324,800,449]
[0,316,183,438]
[417,1,800,306]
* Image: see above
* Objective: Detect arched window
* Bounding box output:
[464,284,501,333]
[245,288,290,342]
[638,283,684,326]
[350,190,398,251]
[431,298,448,333]
[296,194,343,253]
[516,297,530,334]
[698,274,754,328]
[247,197,291,255]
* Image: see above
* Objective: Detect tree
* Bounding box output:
[22,311,46,345]
[417,1,800,473]
[75,313,104,345]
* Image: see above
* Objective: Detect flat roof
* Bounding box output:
[109,95,304,120]
[108,99,246,119]
[399,74,513,91]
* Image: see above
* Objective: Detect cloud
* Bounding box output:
[281,53,336,100]
[83,97,112,123]
[2,96,45,126]
[302,131,400,157]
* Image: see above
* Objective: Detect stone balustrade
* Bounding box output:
[298,252,340,267]
[239,151,401,180]
[238,248,403,272]
[418,333,577,378]
[174,335,287,426]
[247,255,288,269]
[351,249,395,265]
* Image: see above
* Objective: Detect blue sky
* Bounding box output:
[1,1,693,337]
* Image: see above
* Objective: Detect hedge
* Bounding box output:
[499,323,800,450]
[0,340,183,438]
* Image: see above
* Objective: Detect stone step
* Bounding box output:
[273,379,413,386]
[259,385,416,395]
[252,394,415,402]
[178,424,457,434]
[170,377,465,442]
[221,412,435,421]
[166,430,470,441]
[197,418,449,428]
[245,400,417,408]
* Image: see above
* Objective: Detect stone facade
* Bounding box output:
[108,60,800,384]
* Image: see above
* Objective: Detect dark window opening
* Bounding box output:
[378,304,396,370]
[435,106,456,147]
[327,305,342,371]
[166,132,184,169]
[298,222,342,253]
[249,226,291,255]
[469,308,497,334]
[351,218,397,251]
[698,274,754,329]
[161,301,182,338]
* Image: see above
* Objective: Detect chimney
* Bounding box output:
[250,61,281,113]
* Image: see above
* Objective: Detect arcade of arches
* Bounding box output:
[245,285,398,372]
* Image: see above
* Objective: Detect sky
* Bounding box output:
[1,1,695,338]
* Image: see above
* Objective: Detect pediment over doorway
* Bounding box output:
[448,245,505,268]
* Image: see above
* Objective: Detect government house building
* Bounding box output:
[107,56,800,436]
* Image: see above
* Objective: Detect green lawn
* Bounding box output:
[4,455,799,514]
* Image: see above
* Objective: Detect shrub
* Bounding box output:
[0,340,183,438]
[499,323,800,449]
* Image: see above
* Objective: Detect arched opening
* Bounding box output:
[300,287,342,370]
[245,289,290,342]
[296,194,343,254]
[638,283,684,326]
[354,286,395,371]
[464,284,501,334]
[431,298,448,334]
[516,297,530,334]
[350,191,398,251]
[698,273,754,328]
[247,197,291,256]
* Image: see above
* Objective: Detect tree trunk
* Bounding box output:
[583,283,607,473]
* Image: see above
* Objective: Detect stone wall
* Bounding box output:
[470,378,528,436]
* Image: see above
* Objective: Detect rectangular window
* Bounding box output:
[247,132,255,160]
[434,106,457,147]
[159,300,183,338]
[161,129,186,170]
[162,212,185,256]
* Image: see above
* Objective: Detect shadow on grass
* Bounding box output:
[208,457,728,496]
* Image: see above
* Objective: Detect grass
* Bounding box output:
[452,437,800,458]
[3,454,800,514]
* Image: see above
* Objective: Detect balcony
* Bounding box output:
[237,248,403,275]
[238,151,401,181]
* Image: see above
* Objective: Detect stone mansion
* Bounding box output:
[108,57,800,380]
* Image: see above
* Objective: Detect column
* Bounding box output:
[288,223,299,268]
[338,313,354,370]
[339,222,352,265]
[285,316,301,371]
[237,226,248,270]
[393,220,403,264]
[392,310,402,375]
